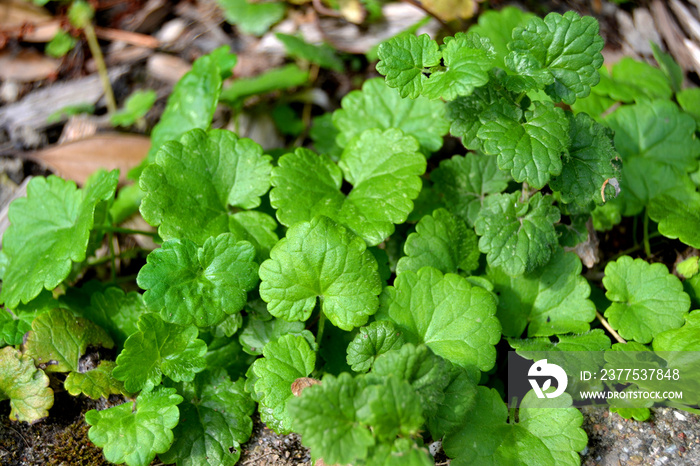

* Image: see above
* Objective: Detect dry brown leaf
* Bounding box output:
[291,377,321,397]
[422,0,475,22]
[26,133,150,185]
[0,49,59,82]
[0,0,59,42]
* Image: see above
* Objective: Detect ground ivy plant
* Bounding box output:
[1,6,700,466]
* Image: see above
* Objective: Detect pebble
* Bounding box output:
[675,412,688,421]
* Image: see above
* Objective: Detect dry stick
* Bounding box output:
[94,26,160,48]
[596,310,626,344]
[83,21,117,114]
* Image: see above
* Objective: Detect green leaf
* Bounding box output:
[506,11,604,104]
[160,371,255,466]
[651,42,683,93]
[144,46,236,167]
[550,112,618,205]
[371,344,450,414]
[310,113,342,160]
[356,375,424,442]
[0,346,53,423]
[431,153,510,226]
[423,32,495,100]
[653,310,700,351]
[608,57,673,102]
[427,365,478,439]
[605,100,700,215]
[140,129,272,245]
[475,191,560,276]
[25,308,114,373]
[366,438,434,466]
[228,211,279,262]
[443,387,586,466]
[220,64,309,105]
[468,6,535,69]
[65,360,128,399]
[376,34,441,99]
[378,268,501,371]
[270,130,426,246]
[288,372,374,465]
[259,216,382,331]
[397,208,479,275]
[509,329,611,353]
[111,90,157,127]
[85,386,183,466]
[276,33,344,72]
[137,233,259,327]
[346,320,405,373]
[603,256,690,344]
[46,29,76,58]
[219,0,285,36]
[82,287,145,348]
[648,193,700,248]
[332,78,449,154]
[0,170,118,308]
[251,334,316,434]
[488,248,596,337]
[478,100,569,188]
[677,88,700,128]
[239,316,313,356]
[113,313,207,392]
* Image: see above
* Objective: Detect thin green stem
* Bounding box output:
[98,226,158,237]
[514,92,526,105]
[83,21,117,114]
[108,230,116,283]
[643,209,652,258]
[609,231,663,261]
[316,311,326,348]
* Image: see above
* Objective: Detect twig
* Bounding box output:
[83,21,117,114]
[94,26,160,48]
[312,0,342,18]
[596,310,626,344]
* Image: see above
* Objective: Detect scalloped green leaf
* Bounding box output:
[259,216,382,331]
[288,372,374,465]
[251,334,316,434]
[82,287,145,348]
[137,233,259,328]
[505,11,604,104]
[475,191,560,276]
[653,310,700,351]
[478,100,569,188]
[431,153,510,226]
[0,170,118,308]
[332,78,448,154]
[85,386,183,466]
[228,211,279,262]
[468,6,535,69]
[113,313,207,392]
[144,47,236,167]
[549,112,618,205]
[605,100,700,216]
[488,248,596,337]
[25,308,114,373]
[397,208,479,275]
[422,32,495,101]
[160,371,255,466]
[239,316,313,356]
[346,320,405,373]
[443,387,586,466]
[428,364,478,439]
[376,34,441,98]
[603,256,690,344]
[378,268,500,371]
[270,129,425,246]
[65,360,128,399]
[140,128,272,245]
[0,346,53,423]
[648,193,700,249]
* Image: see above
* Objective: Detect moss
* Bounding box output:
[48,419,108,466]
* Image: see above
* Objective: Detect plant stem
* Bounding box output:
[643,209,652,258]
[596,310,626,344]
[98,226,158,237]
[316,311,326,348]
[107,230,116,283]
[83,21,117,114]
[608,232,662,261]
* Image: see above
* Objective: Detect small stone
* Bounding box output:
[664,445,678,454]
[674,411,687,421]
